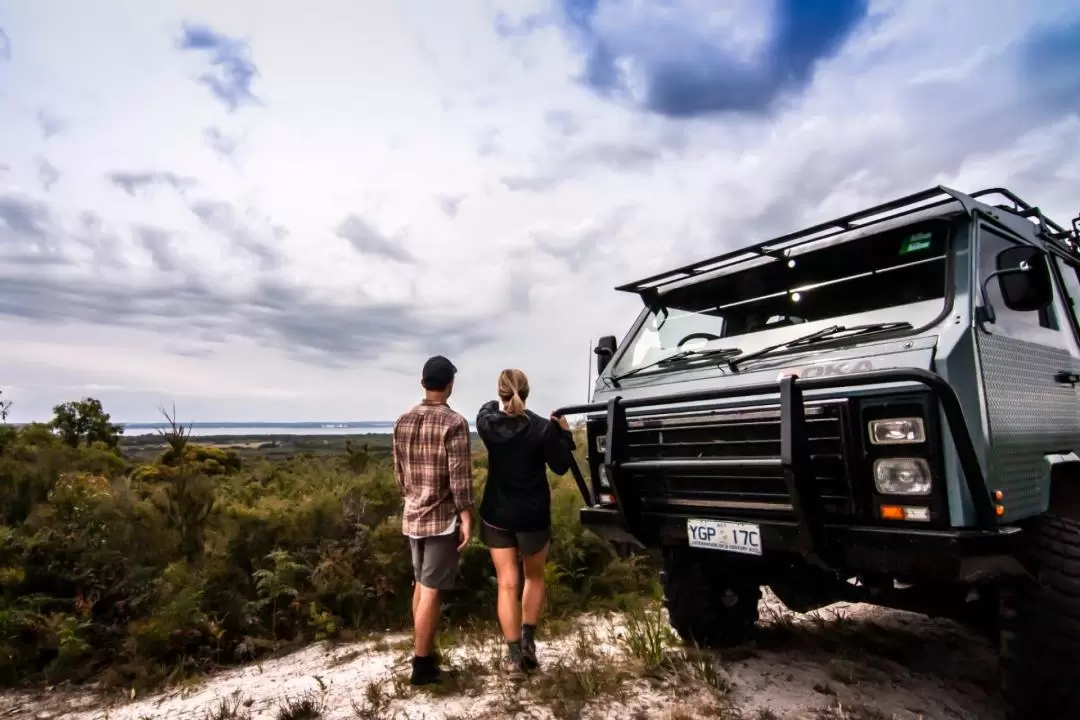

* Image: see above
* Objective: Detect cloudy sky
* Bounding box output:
[1,0,1078,424]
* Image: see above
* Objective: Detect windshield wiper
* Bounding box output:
[612,346,742,383]
[726,321,913,373]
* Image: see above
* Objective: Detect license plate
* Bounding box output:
[686,519,762,556]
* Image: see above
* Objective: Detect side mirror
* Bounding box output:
[978,245,1052,324]
[595,335,617,375]
[997,246,1052,312]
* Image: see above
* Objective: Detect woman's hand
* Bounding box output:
[551,413,570,431]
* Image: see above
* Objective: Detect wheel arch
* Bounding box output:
[1044,453,1080,520]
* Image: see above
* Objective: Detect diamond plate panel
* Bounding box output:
[976,333,1080,519]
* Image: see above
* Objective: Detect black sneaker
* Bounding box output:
[522,638,539,671]
[505,642,527,679]
[503,654,526,679]
[410,655,441,686]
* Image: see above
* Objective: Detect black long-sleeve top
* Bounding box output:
[475,400,577,532]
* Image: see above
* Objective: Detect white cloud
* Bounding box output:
[0,0,1078,423]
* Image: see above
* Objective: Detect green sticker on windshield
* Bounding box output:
[900,232,933,255]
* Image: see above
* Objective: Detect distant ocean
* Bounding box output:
[120,422,395,437]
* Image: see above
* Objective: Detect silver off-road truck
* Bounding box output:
[555,186,1080,717]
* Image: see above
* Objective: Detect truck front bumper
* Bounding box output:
[556,368,1004,574]
[581,506,1030,584]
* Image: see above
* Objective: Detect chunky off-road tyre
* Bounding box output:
[1000,514,1080,719]
[661,547,761,648]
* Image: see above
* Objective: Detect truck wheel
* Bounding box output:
[661,547,761,648]
[1000,514,1080,718]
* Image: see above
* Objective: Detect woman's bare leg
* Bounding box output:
[490,546,521,641]
[521,541,550,626]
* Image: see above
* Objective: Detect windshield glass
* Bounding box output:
[609,218,952,378]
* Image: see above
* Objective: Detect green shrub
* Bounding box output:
[0,396,653,689]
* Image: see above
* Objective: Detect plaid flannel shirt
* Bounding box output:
[392,400,474,538]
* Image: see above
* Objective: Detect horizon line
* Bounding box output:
[121,420,395,427]
[5,420,397,428]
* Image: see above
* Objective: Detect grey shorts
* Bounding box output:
[479,521,551,558]
[409,533,460,590]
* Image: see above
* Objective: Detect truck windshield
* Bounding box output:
[609,218,952,379]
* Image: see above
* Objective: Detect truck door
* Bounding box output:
[974,224,1080,521]
[1048,254,1080,360]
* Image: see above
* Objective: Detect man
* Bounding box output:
[392,355,474,686]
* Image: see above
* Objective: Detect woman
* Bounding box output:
[475,368,576,675]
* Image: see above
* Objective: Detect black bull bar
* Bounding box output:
[553,368,998,560]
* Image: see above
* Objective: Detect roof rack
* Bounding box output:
[974,187,1080,259]
[614,185,1060,297]
[970,187,1067,233]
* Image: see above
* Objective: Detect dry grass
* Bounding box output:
[528,627,629,720]
[374,618,736,720]
[811,699,901,719]
[60,599,990,720]
[346,623,632,720]
[619,605,678,672]
[660,699,731,720]
[348,671,413,720]
[826,657,863,686]
[202,690,253,720]
[667,647,735,697]
[325,649,364,668]
[275,691,325,720]
[349,677,398,720]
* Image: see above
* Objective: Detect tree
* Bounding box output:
[50,397,123,449]
[0,389,11,423]
[344,439,370,473]
[154,405,215,563]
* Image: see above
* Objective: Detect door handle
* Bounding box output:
[1055,371,1080,385]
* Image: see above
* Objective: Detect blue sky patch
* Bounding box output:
[177,23,260,112]
[550,0,870,117]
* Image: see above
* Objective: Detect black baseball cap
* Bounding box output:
[421,355,457,390]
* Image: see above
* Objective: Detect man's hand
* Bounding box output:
[457,509,473,551]
[551,412,570,431]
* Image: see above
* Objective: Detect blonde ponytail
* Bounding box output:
[497,369,530,416]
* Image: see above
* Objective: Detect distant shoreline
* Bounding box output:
[117,429,404,458]
[119,421,393,429]
[4,422,394,430]
[120,424,397,438]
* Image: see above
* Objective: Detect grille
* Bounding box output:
[620,400,853,521]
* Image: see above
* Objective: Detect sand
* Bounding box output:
[2,596,1004,720]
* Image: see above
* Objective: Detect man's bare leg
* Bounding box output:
[413,583,441,658]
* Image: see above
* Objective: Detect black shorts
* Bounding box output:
[479,520,551,558]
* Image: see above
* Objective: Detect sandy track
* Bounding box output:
[2,598,1004,720]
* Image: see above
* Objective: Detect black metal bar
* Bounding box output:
[614,185,979,295]
[601,397,637,530]
[565,455,593,506]
[555,368,997,529]
[620,396,837,420]
[621,457,782,471]
[603,397,625,467]
[779,376,829,563]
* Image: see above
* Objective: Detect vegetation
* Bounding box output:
[342,609,737,720]
[0,394,656,691]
